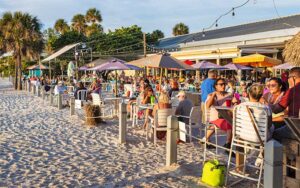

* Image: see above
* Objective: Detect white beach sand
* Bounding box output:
[0,78,254,187]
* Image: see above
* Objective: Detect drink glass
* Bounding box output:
[225,99,232,107]
[150,96,155,105]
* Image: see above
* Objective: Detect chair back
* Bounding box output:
[156,109,173,127]
[233,102,271,144]
[189,106,202,125]
[77,90,87,101]
[91,93,102,106]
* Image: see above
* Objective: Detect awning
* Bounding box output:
[27,64,51,70]
[233,54,281,67]
[41,43,81,62]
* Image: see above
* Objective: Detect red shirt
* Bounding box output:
[278,83,300,117]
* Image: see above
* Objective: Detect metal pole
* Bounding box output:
[166,115,179,166]
[119,102,127,144]
[37,86,41,97]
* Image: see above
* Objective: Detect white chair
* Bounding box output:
[176,106,202,143]
[91,93,114,118]
[203,100,228,162]
[225,102,271,188]
[76,90,88,101]
[131,97,145,127]
[149,108,173,145]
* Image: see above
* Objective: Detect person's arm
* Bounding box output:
[206,93,216,109]
[269,89,290,113]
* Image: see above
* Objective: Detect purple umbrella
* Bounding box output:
[87,59,141,96]
[222,63,253,70]
[192,61,224,69]
[78,66,88,71]
[273,62,295,70]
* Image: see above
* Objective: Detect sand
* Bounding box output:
[0,78,254,187]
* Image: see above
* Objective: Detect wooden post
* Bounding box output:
[57,94,62,110]
[166,115,179,166]
[32,85,36,95]
[70,97,75,116]
[50,92,53,106]
[119,102,127,144]
[264,140,283,188]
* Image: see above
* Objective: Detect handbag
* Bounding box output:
[201,159,226,187]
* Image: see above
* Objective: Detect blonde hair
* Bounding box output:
[158,92,170,104]
[249,84,264,101]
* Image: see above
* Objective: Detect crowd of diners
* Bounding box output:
[24,68,300,145]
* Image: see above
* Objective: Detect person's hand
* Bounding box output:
[232,97,238,104]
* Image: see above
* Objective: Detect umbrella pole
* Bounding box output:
[115,70,118,97]
[159,68,163,97]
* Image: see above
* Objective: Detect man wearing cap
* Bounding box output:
[175,91,194,124]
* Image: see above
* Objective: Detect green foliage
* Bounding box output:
[0,56,14,76]
[52,31,87,50]
[172,22,189,36]
[54,19,69,34]
[71,14,86,34]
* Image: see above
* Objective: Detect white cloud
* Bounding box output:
[0,0,299,36]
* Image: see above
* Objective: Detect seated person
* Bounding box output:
[203,78,238,150]
[142,87,156,129]
[175,91,193,124]
[262,77,287,129]
[151,92,171,139]
[271,67,300,142]
[74,82,87,99]
[54,81,67,95]
[168,80,179,98]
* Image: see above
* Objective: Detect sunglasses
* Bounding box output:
[266,84,278,88]
[216,83,226,86]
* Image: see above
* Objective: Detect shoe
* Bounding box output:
[199,137,206,144]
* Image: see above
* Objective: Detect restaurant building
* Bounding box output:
[154,14,300,65]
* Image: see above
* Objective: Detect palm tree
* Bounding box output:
[71,14,86,34]
[85,23,103,37]
[54,19,69,34]
[172,23,189,36]
[0,11,43,90]
[85,8,102,24]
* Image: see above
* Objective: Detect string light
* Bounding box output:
[201,0,250,37]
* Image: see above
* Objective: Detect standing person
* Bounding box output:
[271,67,300,142]
[201,70,217,123]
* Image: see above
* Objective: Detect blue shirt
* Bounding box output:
[201,78,216,102]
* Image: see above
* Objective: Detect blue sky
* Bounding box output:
[0,0,300,37]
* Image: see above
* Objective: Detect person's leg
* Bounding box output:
[273,125,296,142]
[206,126,215,141]
[226,130,232,144]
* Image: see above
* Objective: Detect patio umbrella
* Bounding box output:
[273,62,295,70]
[232,54,281,67]
[192,61,224,69]
[128,53,193,92]
[222,63,253,70]
[88,59,141,96]
[233,54,281,81]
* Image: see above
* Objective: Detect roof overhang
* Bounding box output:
[41,43,81,62]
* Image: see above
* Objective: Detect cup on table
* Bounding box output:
[150,96,155,105]
[225,99,232,107]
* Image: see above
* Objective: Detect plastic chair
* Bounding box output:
[225,102,271,188]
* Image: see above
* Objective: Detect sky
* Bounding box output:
[0,0,300,37]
